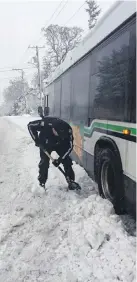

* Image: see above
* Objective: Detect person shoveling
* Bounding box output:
[27,107,81,191]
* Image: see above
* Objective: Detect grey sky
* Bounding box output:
[0,0,116,102]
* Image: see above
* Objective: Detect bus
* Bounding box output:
[44,1,136,217]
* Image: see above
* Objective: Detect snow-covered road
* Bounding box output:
[0,116,136,282]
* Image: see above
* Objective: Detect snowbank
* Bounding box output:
[4,115,39,133]
[0,116,136,282]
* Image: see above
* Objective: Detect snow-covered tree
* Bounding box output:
[85,0,101,30]
[41,24,83,78]
[29,24,83,92]
[0,77,29,116]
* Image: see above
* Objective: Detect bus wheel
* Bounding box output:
[97,148,125,214]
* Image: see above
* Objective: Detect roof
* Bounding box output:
[47,0,136,85]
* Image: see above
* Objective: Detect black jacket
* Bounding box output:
[28,117,73,159]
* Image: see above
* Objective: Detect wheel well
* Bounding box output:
[94,136,123,182]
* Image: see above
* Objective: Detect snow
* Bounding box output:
[0,116,136,282]
[4,115,39,131]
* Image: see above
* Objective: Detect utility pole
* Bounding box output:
[28,45,45,107]
[12,68,27,113]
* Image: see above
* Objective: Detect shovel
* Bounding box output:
[41,147,81,191]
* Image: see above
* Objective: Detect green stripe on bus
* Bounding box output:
[84,122,107,135]
[84,122,136,136]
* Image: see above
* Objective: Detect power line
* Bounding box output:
[16,0,66,67]
[34,0,68,46]
[25,0,69,69]
[0,67,13,71]
[0,69,13,73]
[0,67,36,73]
[0,76,17,81]
[1,1,85,82]
[50,0,69,25]
[0,65,19,71]
[30,1,83,58]
[34,0,68,45]
[0,72,36,81]
[64,2,85,26]
[39,0,65,32]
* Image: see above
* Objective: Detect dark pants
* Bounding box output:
[38,145,75,185]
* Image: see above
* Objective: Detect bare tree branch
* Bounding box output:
[42,24,83,72]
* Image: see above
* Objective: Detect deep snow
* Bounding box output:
[0,116,136,282]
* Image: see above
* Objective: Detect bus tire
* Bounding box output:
[97,148,125,214]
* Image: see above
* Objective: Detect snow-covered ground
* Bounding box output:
[4,114,39,131]
[0,116,136,282]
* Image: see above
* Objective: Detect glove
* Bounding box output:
[52,158,61,167]
[35,140,40,147]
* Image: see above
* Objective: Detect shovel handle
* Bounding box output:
[40,146,81,190]
[40,147,70,182]
[43,150,54,162]
[42,148,67,176]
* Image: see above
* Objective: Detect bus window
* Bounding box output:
[61,71,71,121]
[71,56,90,124]
[128,22,136,123]
[44,95,49,107]
[89,26,130,122]
[54,79,62,118]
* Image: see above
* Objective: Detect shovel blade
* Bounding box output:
[68,181,81,191]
